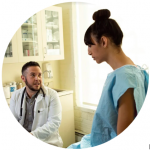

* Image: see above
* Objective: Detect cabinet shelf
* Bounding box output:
[47,41,59,43]
[22,23,37,27]
[46,24,58,28]
[22,41,38,43]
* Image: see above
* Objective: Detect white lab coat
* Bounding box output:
[10,84,63,147]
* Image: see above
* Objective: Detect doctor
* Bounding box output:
[10,61,63,147]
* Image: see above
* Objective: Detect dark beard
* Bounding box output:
[25,77,40,91]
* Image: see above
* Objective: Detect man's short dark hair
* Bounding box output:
[22,61,41,75]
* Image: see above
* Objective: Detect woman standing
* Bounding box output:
[68,9,149,149]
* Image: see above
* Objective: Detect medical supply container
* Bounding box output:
[10,82,17,97]
[17,83,22,89]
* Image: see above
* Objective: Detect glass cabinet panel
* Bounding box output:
[5,41,13,58]
[3,33,18,63]
[45,10,60,55]
[21,14,39,57]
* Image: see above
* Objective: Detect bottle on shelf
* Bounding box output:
[17,83,23,89]
[10,82,17,97]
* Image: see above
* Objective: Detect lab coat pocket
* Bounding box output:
[36,108,48,126]
[38,108,44,113]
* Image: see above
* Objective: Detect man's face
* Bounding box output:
[21,66,42,91]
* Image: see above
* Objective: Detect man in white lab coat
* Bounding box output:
[10,61,63,147]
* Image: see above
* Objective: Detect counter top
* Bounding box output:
[52,88,73,97]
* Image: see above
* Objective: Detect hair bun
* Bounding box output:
[93,9,111,21]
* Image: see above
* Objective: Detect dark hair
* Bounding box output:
[22,61,41,75]
[84,9,123,47]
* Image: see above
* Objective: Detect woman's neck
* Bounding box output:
[106,47,135,70]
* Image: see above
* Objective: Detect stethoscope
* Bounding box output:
[20,87,45,116]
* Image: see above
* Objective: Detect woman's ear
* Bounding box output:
[100,36,108,48]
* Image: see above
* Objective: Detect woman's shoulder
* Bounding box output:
[106,65,144,88]
[108,65,142,78]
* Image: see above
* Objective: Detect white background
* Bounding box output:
[0,0,150,150]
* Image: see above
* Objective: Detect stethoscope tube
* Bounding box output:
[20,87,45,116]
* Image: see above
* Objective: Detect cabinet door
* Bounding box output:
[17,12,43,62]
[41,6,64,60]
[3,33,18,63]
[59,94,75,148]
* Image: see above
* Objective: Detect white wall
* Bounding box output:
[54,2,95,134]
[55,3,76,103]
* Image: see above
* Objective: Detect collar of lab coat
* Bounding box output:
[18,86,46,124]
[35,84,47,103]
[19,85,46,104]
[18,85,47,125]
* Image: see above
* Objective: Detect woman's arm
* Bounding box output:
[117,88,136,135]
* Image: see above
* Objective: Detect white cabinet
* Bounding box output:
[41,6,64,61]
[3,33,18,63]
[3,6,64,63]
[59,92,75,148]
[17,13,43,62]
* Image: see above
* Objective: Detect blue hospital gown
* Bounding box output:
[67,65,149,149]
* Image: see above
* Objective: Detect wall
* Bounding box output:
[55,3,76,99]
[2,60,60,89]
[55,2,95,135]
[74,107,95,134]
